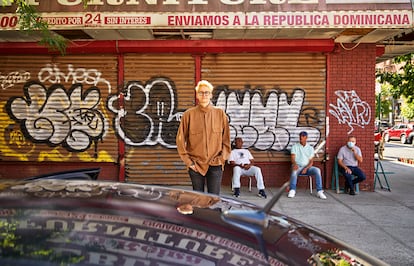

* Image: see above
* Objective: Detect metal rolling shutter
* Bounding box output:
[0,55,119,164]
[123,54,195,185]
[201,53,327,162]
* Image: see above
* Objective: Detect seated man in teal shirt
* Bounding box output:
[288,131,327,199]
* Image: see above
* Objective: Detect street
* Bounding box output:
[383,141,414,162]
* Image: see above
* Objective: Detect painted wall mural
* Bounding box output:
[7,81,107,152]
[2,65,324,163]
[38,64,112,94]
[107,79,322,151]
[107,78,182,149]
[1,70,31,90]
[214,86,321,150]
[1,64,114,162]
[329,90,371,134]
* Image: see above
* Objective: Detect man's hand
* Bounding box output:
[190,164,197,172]
[301,167,308,175]
[344,167,352,174]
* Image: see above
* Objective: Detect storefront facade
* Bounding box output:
[0,1,413,191]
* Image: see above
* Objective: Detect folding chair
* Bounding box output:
[298,174,313,194]
[331,157,359,194]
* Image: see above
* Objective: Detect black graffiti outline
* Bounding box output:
[6,81,106,152]
[107,79,322,151]
[107,77,183,149]
[214,86,321,151]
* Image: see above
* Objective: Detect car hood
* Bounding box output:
[0,179,387,266]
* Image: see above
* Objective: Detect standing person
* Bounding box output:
[288,131,327,199]
[176,80,231,195]
[337,135,366,195]
[228,137,267,199]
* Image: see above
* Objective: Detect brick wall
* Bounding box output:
[326,43,377,191]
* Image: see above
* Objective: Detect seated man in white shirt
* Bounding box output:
[228,137,267,198]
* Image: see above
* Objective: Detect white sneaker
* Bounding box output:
[317,190,327,200]
[287,190,296,198]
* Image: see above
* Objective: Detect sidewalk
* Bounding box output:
[227,159,414,266]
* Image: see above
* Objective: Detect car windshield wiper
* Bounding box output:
[221,182,290,261]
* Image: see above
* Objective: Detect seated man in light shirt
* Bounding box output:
[228,137,267,199]
[337,135,366,195]
[288,131,327,200]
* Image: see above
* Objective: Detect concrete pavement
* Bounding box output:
[227,159,414,266]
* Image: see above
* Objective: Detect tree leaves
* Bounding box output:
[377,54,414,103]
[3,0,90,54]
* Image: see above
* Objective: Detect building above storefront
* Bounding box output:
[0,0,413,61]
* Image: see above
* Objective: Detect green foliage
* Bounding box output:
[0,217,84,264]
[401,97,414,120]
[3,0,90,54]
[375,83,393,119]
[377,53,414,121]
[377,53,414,104]
[0,220,18,249]
[1,0,67,54]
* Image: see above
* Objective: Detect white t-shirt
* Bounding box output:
[228,149,253,165]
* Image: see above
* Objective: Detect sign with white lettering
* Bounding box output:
[0,11,412,30]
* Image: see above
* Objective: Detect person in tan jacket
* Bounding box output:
[176,80,231,195]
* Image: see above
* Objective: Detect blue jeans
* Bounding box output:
[290,166,323,191]
[339,166,366,188]
[189,166,222,195]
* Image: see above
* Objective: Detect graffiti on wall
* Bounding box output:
[329,90,371,134]
[214,86,321,150]
[108,79,322,151]
[38,64,112,94]
[6,81,107,152]
[3,65,323,160]
[1,70,31,90]
[107,78,182,149]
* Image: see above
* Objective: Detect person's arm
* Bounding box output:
[291,153,299,170]
[338,157,352,174]
[221,111,231,161]
[352,147,363,164]
[242,158,254,170]
[229,160,243,168]
[297,156,314,174]
[176,112,194,169]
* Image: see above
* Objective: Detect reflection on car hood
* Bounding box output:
[0,179,387,266]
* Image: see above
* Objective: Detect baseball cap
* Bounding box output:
[299,131,308,137]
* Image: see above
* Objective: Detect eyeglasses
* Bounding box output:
[197,91,211,96]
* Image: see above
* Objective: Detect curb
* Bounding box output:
[398,157,414,165]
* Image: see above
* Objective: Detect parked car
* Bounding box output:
[383,123,414,144]
[0,171,387,265]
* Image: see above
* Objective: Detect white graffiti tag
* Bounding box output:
[38,64,112,94]
[107,77,183,148]
[216,88,320,150]
[0,70,30,90]
[7,82,106,151]
[329,90,371,134]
